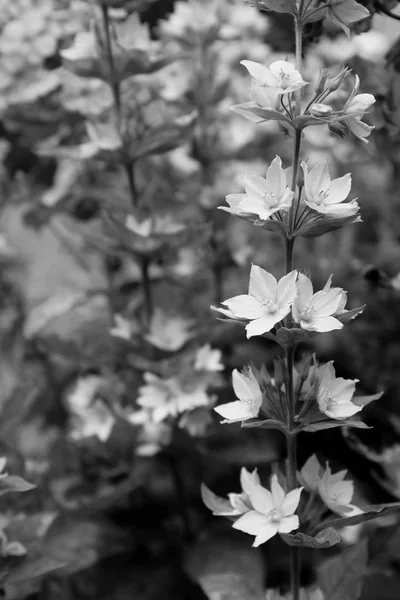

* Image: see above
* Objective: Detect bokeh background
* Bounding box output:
[1,0,400,598]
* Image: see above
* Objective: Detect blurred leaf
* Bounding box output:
[318,541,368,600]
[301,420,370,432]
[42,515,134,575]
[0,475,35,496]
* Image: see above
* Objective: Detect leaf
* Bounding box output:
[42,515,134,575]
[317,502,400,531]
[241,419,287,434]
[280,528,341,549]
[5,553,65,585]
[0,475,35,496]
[318,541,368,600]
[335,305,366,325]
[201,484,233,516]
[276,327,309,349]
[301,420,370,433]
[252,0,297,14]
[296,215,362,238]
[352,391,383,408]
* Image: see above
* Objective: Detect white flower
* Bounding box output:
[125,214,153,237]
[317,362,362,420]
[137,373,211,422]
[194,344,224,372]
[300,455,363,517]
[233,474,302,547]
[110,314,136,341]
[221,156,294,220]
[145,310,193,351]
[241,59,307,96]
[66,376,116,442]
[214,367,262,423]
[213,265,298,338]
[301,162,359,217]
[127,409,171,456]
[292,273,346,333]
[343,75,375,143]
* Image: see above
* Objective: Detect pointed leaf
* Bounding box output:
[249,0,297,14]
[281,528,340,548]
[301,420,370,433]
[318,541,368,600]
[241,419,287,433]
[0,476,35,496]
[335,305,366,325]
[244,106,293,125]
[317,502,400,531]
[276,327,310,349]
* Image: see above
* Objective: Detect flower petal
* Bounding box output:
[214,400,255,423]
[278,514,299,533]
[245,314,282,337]
[248,265,277,301]
[277,270,298,307]
[281,487,303,516]
[253,521,280,546]
[270,474,285,507]
[232,510,269,535]
[223,294,263,319]
[249,484,275,514]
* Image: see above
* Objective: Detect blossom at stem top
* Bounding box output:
[241,60,307,95]
[221,156,294,220]
[214,367,262,423]
[292,273,347,333]
[213,265,298,338]
[300,454,363,517]
[343,75,376,143]
[233,474,303,547]
[301,162,359,218]
[317,361,362,419]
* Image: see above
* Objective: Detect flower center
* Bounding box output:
[262,299,278,314]
[267,508,281,522]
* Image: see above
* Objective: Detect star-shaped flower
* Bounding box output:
[233,475,303,547]
[213,265,298,338]
[221,156,293,220]
[292,273,347,333]
[317,361,362,420]
[301,162,359,218]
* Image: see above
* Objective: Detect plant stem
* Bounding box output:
[101,5,154,325]
[284,17,304,600]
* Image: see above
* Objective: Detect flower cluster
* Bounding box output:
[213,264,356,338]
[203,470,303,547]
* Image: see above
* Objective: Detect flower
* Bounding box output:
[300,454,363,517]
[231,60,308,123]
[214,367,262,423]
[343,75,375,143]
[145,309,193,351]
[110,314,136,341]
[194,344,224,372]
[241,59,307,96]
[213,265,298,338]
[233,474,302,547]
[301,162,359,218]
[317,361,362,419]
[66,376,116,442]
[221,156,294,220]
[292,273,346,332]
[137,373,212,422]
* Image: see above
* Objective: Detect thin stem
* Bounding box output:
[101,6,122,124]
[123,161,138,210]
[288,130,302,236]
[140,256,153,328]
[290,546,301,600]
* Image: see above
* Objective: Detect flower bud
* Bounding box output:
[310,103,333,117]
[327,67,351,93]
[315,69,329,96]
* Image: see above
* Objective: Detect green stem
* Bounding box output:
[101,5,122,124]
[140,256,153,328]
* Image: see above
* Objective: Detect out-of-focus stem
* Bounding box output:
[101,5,153,325]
